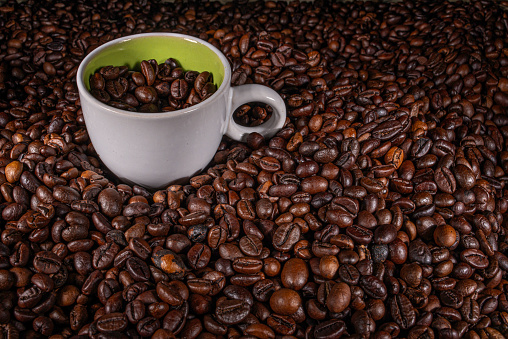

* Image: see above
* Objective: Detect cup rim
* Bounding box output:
[76,32,231,119]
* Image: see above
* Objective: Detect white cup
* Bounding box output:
[76,33,286,189]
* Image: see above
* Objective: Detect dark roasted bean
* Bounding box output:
[215,298,250,325]
[314,319,346,339]
[272,222,300,252]
[96,313,128,333]
[389,294,416,330]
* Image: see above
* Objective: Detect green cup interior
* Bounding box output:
[83,36,224,91]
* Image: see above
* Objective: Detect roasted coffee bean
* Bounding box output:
[187,243,211,269]
[360,275,388,299]
[434,224,457,248]
[281,258,308,290]
[96,313,128,333]
[156,281,185,307]
[151,249,186,279]
[137,316,160,337]
[460,249,489,269]
[170,79,188,100]
[223,285,253,308]
[239,234,263,257]
[33,251,62,274]
[92,242,120,270]
[435,167,457,194]
[215,298,250,325]
[346,225,373,245]
[314,319,347,339]
[98,188,123,218]
[326,282,351,314]
[125,257,150,281]
[269,288,301,316]
[141,60,155,86]
[252,279,276,302]
[389,294,416,330]
[232,257,263,275]
[272,222,301,252]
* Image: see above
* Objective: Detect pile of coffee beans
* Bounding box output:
[89,59,216,113]
[1,0,508,338]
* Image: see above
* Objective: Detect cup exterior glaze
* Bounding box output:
[77,33,286,189]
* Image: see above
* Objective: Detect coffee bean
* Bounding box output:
[53,186,80,204]
[239,234,263,257]
[100,66,120,80]
[106,78,128,99]
[352,310,375,336]
[389,294,416,330]
[281,258,308,290]
[68,303,87,331]
[187,243,211,269]
[90,73,105,90]
[244,323,275,339]
[151,249,186,279]
[433,224,457,248]
[92,242,120,270]
[272,222,301,252]
[96,313,128,333]
[434,167,457,194]
[140,60,155,86]
[326,282,351,313]
[460,249,489,269]
[33,251,62,274]
[215,298,250,325]
[374,224,397,244]
[346,225,373,245]
[125,257,150,281]
[98,188,123,218]
[314,319,346,339]
[170,79,189,100]
[269,288,301,315]
[232,257,263,275]
[33,316,54,336]
[360,275,388,300]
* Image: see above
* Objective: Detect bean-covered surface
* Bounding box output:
[0,0,508,338]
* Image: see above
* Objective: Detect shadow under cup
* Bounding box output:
[79,34,231,189]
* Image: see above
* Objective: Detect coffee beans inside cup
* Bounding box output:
[89,58,216,113]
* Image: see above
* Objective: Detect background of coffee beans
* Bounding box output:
[1,0,508,338]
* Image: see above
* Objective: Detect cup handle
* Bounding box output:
[225,84,286,142]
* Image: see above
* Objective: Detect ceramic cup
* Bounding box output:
[77,33,286,189]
